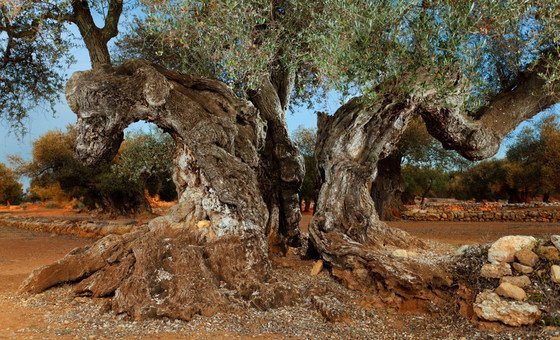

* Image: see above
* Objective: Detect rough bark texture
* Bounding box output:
[249,74,305,253]
[70,0,122,69]
[20,60,296,320]
[372,152,404,221]
[422,63,560,160]
[309,97,452,297]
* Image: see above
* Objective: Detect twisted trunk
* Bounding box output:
[249,74,305,253]
[20,60,297,320]
[422,61,560,160]
[309,97,452,296]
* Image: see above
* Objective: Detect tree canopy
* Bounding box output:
[2,1,560,149]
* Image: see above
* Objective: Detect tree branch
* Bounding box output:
[101,0,123,42]
[421,53,560,161]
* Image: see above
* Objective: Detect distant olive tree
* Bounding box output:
[0,163,22,204]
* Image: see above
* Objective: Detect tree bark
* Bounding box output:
[372,152,404,221]
[421,61,559,160]
[20,60,297,320]
[309,97,452,297]
[70,0,122,69]
[249,72,305,253]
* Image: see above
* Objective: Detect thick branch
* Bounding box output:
[101,0,123,41]
[70,0,122,68]
[422,60,560,161]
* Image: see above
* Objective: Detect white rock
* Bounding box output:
[551,235,560,251]
[500,275,531,288]
[552,265,560,284]
[480,262,512,278]
[488,236,537,263]
[473,290,541,326]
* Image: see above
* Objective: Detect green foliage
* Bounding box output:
[14,125,176,213]
[448,114,560,202]
[399,118,470,202]
[0,162,22,204]
[449,159,509,201]
[402,165,450,203]
[113,128,177,201]
[400,118,470,171]
[3,0,559,131]
[0,1,74,131]
[122,1,560,112]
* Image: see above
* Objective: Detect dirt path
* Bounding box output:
[1,217,559,338]
[0,226,92,339]
[389,220,560,245]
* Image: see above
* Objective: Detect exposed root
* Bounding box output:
[20,224,299,321]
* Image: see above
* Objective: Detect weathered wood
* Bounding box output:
[20,60,298,320]
[309,97,452,296]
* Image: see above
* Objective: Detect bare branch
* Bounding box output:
[101,0,123,42]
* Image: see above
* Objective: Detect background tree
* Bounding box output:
[449,159,510,201]
[374,117,470,219]
[449,114,560,203]
[292,126,317,212]
[0,162,22,204]
[541,115,560,200]
[13,126,176,214]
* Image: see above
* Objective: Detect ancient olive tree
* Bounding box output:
[2,0,560,320]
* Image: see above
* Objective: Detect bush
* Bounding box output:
[0,163,23,204]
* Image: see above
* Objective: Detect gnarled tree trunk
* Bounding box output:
[309,97,452,297]
[20,60,296,320]
[249,73,305,253]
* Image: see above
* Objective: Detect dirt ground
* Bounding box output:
[1,210,560,338]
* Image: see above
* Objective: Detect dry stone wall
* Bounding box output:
[402,203,560,222]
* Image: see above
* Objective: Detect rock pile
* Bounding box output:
[473,235,560,326]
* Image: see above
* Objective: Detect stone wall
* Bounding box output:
[0,215,136,238]
[402,209,560,222]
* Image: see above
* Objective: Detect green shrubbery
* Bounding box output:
[0,162,22,205]
[12,125,177,214]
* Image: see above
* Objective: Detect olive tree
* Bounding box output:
[3,0,560,321]
[0,163,22,204]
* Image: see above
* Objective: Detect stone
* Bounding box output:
[537,246,560,261]
[499,275,531,288]
[473,290,541,326]
[311,260,324,276]
[552,235,560,251]
[196,220,211,229]
[552,265,560,284]
[495,282,527,301]
[391,249,417,258]
[480,262,512,278]
[513,262,533,274]
[455,245,473,256]
[514,249,539,267]
[488,236,537,263]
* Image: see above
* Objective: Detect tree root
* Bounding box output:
[20,224,298,321]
